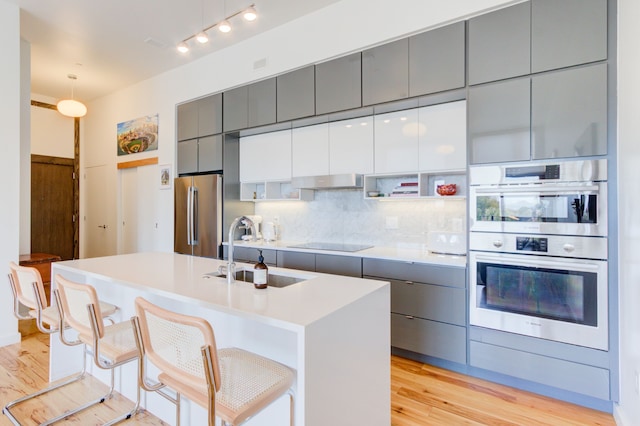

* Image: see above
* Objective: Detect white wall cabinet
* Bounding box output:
[329,116,374,175]
[292,123,329,177]
[239,130,292,182]
[418,100,467,172]
[374,108,420,174]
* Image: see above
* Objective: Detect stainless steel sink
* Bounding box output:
[203,268,309,288]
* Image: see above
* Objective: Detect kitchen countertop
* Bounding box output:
[53,252,389,330]
[225,240,467,268]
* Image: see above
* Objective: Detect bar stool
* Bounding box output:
[54,275,140,425]
[3,262,118,426]
[131,296,296,426]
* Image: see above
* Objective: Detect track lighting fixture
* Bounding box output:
[176,3,257,54]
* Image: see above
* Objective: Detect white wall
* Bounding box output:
[81,0,517,257]
[615,0,640,423]
[31,94,75,159]
[0,0,22,346]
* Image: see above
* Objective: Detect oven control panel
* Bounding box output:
[469,232,607,260]
[516,236,548,252]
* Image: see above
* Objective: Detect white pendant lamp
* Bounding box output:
[57,74,87,118]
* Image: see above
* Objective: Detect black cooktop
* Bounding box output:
[288,242,373,252]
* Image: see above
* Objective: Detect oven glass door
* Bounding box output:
[470,251,608,350]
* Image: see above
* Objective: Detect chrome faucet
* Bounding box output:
[226,216,257,284]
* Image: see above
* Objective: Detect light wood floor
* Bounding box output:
[0,333,615,425]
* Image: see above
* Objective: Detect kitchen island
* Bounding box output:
[50,252,390,426]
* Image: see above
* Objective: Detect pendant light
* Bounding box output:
[243,6,257,21]
[57,74,87,118]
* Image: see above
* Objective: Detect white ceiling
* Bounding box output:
[9,0,340,102]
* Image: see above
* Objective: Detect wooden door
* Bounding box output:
[31,155,75,260]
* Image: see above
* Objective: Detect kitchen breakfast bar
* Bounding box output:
[49,252,390,425]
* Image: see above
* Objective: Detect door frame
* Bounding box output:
[31,100,80,258]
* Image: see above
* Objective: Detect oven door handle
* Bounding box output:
[473,184,599,194]
[473,253,602,271]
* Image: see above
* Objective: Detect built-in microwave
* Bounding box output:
[469,159,607,237]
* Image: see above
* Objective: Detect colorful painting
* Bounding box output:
[117,114,159,156]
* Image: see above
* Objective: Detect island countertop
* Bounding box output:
[50,251,390,425]
[53,251,388,332]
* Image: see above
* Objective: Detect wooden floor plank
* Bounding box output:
[0,334,616,425]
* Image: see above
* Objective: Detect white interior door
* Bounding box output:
[120,168,138,254]
[83,165,112,258]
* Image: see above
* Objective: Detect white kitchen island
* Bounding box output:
[50,252,390,426]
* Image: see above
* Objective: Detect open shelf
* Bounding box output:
[364,170,467,200]
[241,181,314,201]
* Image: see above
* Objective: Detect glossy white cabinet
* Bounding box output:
[418,100,467,172]
[329,116,374,175]
[292,123,329,177]
[374,108,420,174]
[239,130,292,182]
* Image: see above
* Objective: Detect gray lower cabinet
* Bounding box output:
[409,21,465,97]
[470,340,610,400]
[315,254,361,277]
[276,250,315,272]
[468,78,531,164]
[362,39,409,106]
[363,258,467,364]
[277,66,315,122]
[315,53,362,115]
[223,246,277,266]
[223,79,276,132]
[468,2,531,85]
[531,0,607,73]
[531,63,608,159]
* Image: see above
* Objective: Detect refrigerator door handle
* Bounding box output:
[192,186,199,245]
[186,186,193,245]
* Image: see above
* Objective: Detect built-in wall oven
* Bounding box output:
[469,159,609,350]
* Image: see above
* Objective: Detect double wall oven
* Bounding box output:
[469,159,609,350]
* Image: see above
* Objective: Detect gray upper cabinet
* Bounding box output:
[223,79,276,132]
[362,39,409,106]
[532,63,607,159]
[468,2,531,85]
[177,101,199,141]
[197,94,222,137]
[247,78,276,128]
[315,53,362,115]
[177,139,198,174]
[198,135,223,172]
[468,78,531,164]
[277,66,315,122]
[531,0,607,73]
[223,86,249,132]
[177,93,222,141]
[409,21,465,96]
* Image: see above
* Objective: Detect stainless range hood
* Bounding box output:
[291,173,363,189]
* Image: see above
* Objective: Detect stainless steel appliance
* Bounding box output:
[469,159,609,350]
[470,159,607,236]
[174,174,222,258]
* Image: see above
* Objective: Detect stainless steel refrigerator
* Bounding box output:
[174,174,222,258]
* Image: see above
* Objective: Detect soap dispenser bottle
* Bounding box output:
[253,249,268,289]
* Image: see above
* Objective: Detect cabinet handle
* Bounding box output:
[405,315,415,320]
[405,281,414,285]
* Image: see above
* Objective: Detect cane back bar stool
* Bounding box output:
[54,275,140,425]
[3,262,118,426]
[131,296,296,426]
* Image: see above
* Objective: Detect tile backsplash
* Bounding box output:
[254,189,466,248]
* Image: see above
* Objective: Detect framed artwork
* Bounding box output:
[117,114,159,156]
[159,164,171,190]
